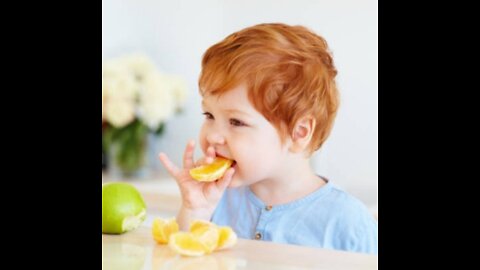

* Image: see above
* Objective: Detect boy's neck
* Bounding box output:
[249,157,326,206]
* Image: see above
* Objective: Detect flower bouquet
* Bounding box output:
[102,53,187,177]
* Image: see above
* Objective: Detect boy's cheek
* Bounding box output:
[198,133,208,154]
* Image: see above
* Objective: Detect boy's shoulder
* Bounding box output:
[292,182,378,253]
[323,184,370,211]
[308,183,376,225]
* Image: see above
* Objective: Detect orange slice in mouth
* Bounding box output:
[189,157,234,182]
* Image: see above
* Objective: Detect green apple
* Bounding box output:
[102,182,146,234]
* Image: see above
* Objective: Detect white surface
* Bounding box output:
[102,0,378,207]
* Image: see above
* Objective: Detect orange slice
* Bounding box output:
[189,219,216,232]
[189,219,237,251]
[152,217,179,244]
[217,226,238,250]
[155,218,238,256]
[189,157,233,182]
[168,232,208,257]
[191,226,219,253]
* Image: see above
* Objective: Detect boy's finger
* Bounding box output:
[194,157,205,167]
[215,167,235,191]
[183,140,196,169]
[158,153,180,179]
[205,146,216,164]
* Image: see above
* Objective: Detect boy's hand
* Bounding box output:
[158,140,235,215]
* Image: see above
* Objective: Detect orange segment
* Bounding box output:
[189,220,219,253]
[168,232,208,257]
[217,226,238,250]
[191,226,219,253]
[189,157,233,182]
[189,219,237,251]
[156,219,238,256]
[152,217,179,244]
[189,219,216,232]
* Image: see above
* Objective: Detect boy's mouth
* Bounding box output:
[216,153,236,168]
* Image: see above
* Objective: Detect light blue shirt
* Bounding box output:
[211,180,378,254]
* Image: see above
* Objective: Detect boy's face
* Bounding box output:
[200,84,289,187]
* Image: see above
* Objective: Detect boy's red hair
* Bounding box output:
[199,23,339,154]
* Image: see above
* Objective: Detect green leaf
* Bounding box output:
[102,124,117,154]
[176,107,185,114]
[154,123,165,136]
[110,119,149,173]
[104,119,167,174]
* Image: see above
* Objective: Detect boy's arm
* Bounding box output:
[175,167,234,231]
[158,141,235,231]
[176,205,216,231]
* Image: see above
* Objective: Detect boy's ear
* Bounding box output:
[289,116,316,153]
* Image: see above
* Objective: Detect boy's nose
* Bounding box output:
[206,132,225,145]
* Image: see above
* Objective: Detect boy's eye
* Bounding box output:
[203,112,214,120]
[230,118,246,127]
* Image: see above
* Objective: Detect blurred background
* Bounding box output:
[102,0,377,214]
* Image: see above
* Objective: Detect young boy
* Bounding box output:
[159,23,378,254]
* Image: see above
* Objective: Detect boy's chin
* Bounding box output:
[227,177,243,188]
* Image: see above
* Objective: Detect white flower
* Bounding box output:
[122,53,156,81]
[104,98,136,128]
[102,52,187,130]
[165,75,188,109]
[138,72,176,129]
[103,61,138,100]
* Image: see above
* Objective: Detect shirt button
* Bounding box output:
[255,232,262,240]
[265,205,272,211]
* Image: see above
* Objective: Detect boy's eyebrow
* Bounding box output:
[201,101,252,117]
[224,108,252,117]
